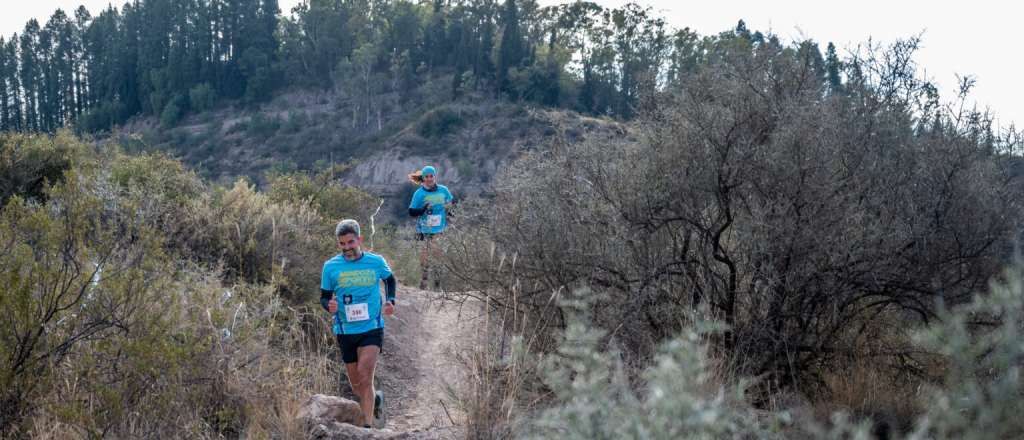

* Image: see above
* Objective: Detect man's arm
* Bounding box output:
[320,288,333,311]
[384,274,396,304]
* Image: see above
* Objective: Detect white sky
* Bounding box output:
[3,0,1021,130]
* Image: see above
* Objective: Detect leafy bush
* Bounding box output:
[908,268,1024,439]
[269,158,298,176]
[189,82,218,113]
[272,96,289,110]
[280,110,308,134]
[77,99,128,132]
[419,106,464,139]
[264,162,378,225]
[65,134,353,438]
[455,159,478,181]
[0,130,84,206]
[161,94,188,127]
[528,302,778,440]
[0,161,173,435]
[246,112,281,140]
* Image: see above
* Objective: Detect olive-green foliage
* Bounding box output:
[908,268,1024,440]
[529,302,781,440]
[0,131,379,437]
[0,130,84,206]
[265,162,378,225]
[0,164,173,437]
[455,159,478,180]
[190,83,218,113]
[247,113,281,140]
[280,110,307,134]
[419,106,464,139]
[183,179,322,302]
[161,94,188,127]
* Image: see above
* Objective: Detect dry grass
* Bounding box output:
[447,292,551,440]
[17,266,345,439]
[816,362,922,435]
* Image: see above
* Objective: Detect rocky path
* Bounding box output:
[309,284,483,439]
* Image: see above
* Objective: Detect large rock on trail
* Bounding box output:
[297,394,365,426]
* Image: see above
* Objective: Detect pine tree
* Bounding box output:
[20,21,40,131]
[0,36,8,131]
[73,6,90,119]
[498,0,523,97]
[474,7,494,85]
[825,42,843,91]
[6,36,23,131]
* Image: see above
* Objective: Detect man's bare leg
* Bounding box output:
[344,361,363,398]
[355,345,380,426]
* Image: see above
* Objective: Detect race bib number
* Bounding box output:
[344,303,369,322]
[427,214,442,227]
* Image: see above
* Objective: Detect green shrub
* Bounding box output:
[161,102,183,127]
[169,127,190,146]
[246,112,281,140]
[529,306,780,440]
[281,110,307,134]
[161,94,188,127]
[264,163,378,225]
[455,159,478,180]
[908,268,1024,439]
[77,99,127,132]
[189,82,217,113]
[204,119,224,138]
[227,119,249,135]
[419,106,464,139]
[272,96,289,110]
[0,130,84,206]
[313,159,332,171]
[0,165,173,436]
[269,158,297,175]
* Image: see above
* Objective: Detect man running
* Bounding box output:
[320,219,396,429]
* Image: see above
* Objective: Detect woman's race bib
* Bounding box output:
[344,303,369,321]
[427,214,442,227]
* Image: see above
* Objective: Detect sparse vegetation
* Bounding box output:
[0,131,394,438]
[2,3,1024,439]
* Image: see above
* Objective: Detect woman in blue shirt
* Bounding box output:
[408,166,453,290]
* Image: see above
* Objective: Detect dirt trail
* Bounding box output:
[318,283,482,439]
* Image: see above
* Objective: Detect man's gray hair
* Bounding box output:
[335,219,361,237]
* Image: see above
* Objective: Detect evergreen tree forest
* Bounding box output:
[0,0,820,134]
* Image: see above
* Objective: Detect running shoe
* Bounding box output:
[372,390,386,428]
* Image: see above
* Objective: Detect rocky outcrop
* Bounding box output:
[348,155,458,185]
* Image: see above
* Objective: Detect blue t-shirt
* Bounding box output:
[409,185,453,234]
[320,252,393,335]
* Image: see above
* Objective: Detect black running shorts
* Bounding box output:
[336,328,384,364]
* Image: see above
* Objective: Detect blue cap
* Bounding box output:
[422,166,436,177]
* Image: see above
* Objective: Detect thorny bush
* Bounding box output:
[443,36,1020,396]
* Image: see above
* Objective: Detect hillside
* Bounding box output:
[112,76,623,222]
